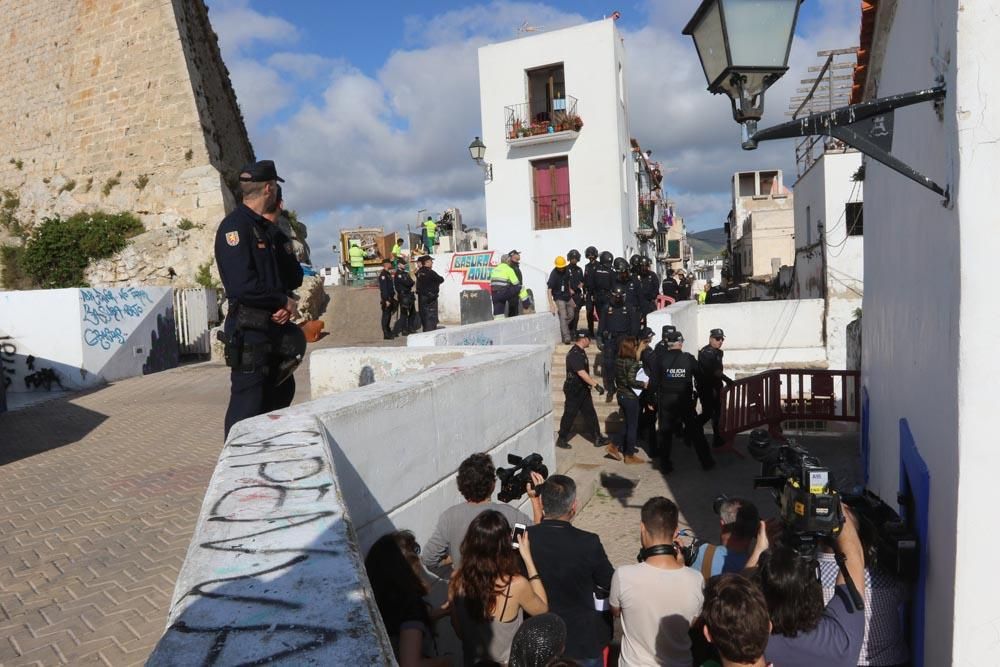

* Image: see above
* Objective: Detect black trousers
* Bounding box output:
[585,295,597,335]
[657,394,714,468]
[380,300,396,336]
[394,300,419,334]
[602,333,622,392]
[558,382,603,442]
[699,385,724,444]
[224,329,296,440]
[419,297,439,332]
[617,392,640,455]
[568,297,582,333]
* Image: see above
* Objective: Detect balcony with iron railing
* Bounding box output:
[532,193,571,230]
[505,96,582,146]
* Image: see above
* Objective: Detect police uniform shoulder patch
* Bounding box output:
[226,231,240,246]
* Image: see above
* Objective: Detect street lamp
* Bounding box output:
[683,0,950,203]
[468,136,493,183]
[683,0,802,139]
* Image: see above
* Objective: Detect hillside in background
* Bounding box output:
[687,227,727,259]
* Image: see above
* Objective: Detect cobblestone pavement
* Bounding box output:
[0,290,401,666]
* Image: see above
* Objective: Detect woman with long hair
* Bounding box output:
[365,531,450,667]
[612,336,648,463]
[449,510,548,666]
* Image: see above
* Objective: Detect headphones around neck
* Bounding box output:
[637,543,678,562]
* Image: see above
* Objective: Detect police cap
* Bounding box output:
[239,159,285,183]
[417,254,432,263]
[573,330,591,340]
[638,326,654,340]
[665,330,684,343]
[661,324,677,338]
[710,328,725,339]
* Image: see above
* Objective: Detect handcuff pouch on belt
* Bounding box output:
[218,329,272,373]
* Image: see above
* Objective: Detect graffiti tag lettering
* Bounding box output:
[84,327,126,350]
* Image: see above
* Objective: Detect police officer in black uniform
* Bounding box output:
[661,270,680,302]
[649,329,714,473]
[698,328,733,448]
[598,286,639,398]
[582,246,600,336]
[215,160,304,440]
[637,256,660,317]
[378,257,397,339]
[394,261,419,335]
[415,255,444,331]
[592,251,615,326]
[555,331,609,450]
[706,280,729,304]
[612,257,641,311]
[565,248,585,333]
[637,326,659,450]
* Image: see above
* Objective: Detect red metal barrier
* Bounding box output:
[656,295,676,310]
[719,369,860,445]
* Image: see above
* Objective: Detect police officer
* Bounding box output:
[378,257,397,340]
[612,257,641,311]
[592,251,615,323]
[394,260,419,335]
[698,328,733,447]
[649,329,715,473]
[661,269,680,302]
[582,246,600,336]
[637,326,659,451]
[637,256,660,316]
[215,160,304,439]
[415,255,444,331]
[706,280,729,304]
[598,286,639,398]
[565,249,585,333]
[555,331,609,450]
[677,270,692,301]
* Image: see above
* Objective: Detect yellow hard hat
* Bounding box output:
[554,256,567,268]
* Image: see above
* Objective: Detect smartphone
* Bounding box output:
[512,523,526,549]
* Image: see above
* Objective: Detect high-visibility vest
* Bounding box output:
[424,219,437,238]
[391,243,402,258]
[490,263,528,300]
[698,290,708,304]
[349,244,365,268]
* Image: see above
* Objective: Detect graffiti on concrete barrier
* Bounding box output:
[460,333,494,346]
[449,251,497,288]
[84,327,126,350]
[1,338,15,389]
[24,368,63,391]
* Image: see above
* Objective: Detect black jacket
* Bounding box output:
[415,266,443,299]
[378,269,396,301]
[526,519,614,660]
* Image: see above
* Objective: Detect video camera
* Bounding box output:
[843,490,919,582]
[747,429,845,556]
[496,453,548,503]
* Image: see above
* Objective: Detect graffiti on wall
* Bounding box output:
[81,287,155,349]
[449,251,497,289]
[0,337,63,392]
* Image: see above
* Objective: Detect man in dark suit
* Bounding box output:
[526,475,614,667]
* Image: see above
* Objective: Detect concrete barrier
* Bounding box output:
[150,344,554,664]
[407,312,560,348]
[309,347,481,397]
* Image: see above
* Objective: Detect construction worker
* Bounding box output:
[422,215,437,253]
[698,328,733,447]
[565,249,585,333]
[698,280,711,305]
[548,256,574,344]
[415,255,444,331]
[378,257,397,340]
[649,329,715,473]
[489,253,528,319]
[582,246,600,336]
[598,286,638,399]
[348,239,365,281]
[391,237,405,268]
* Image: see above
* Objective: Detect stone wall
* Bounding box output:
[0,0,254,288]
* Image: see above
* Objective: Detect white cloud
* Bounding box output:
[209,1,861,266]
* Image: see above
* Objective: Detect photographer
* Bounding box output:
[689,497,760,579]
[746,509,866,667]
[421,453,543,575]
[527,475,614,667]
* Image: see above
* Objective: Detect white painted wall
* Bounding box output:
[309,347,479,397]
[407,312,560,349]
[861,2,1000,665]
[478,19,637,313]
[0,287,177,392]
[427,250,496,324]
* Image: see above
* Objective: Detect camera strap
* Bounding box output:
[700,544,717,580]
[637,544,677,562]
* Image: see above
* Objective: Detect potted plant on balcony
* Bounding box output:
[570,114,584,132]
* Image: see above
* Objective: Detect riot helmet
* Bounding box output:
[567,248,581,262]
[599,251,614,265]
[641,256,653,269]
[585,246,599,260]
[629,254,642,270]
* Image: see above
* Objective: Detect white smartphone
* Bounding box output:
[512,523,526,549]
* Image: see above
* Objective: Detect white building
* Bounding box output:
[792,149,864,369]
[727,169,794,281]
[477,19,638,310]
[857,2,1000,665]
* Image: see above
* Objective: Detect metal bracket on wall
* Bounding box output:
[745,85,949,206]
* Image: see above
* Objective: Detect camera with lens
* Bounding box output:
[843,490,919,581]
[496,453,548,503]
[748,429,845,555]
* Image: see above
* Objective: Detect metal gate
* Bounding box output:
[173,288,219,356]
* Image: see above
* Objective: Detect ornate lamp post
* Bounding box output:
[468,136,493,183]
[683,0,949,202]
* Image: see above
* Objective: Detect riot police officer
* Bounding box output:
[637,256,660,316]
[649,329,715,472]
[612,257,641,310]
[215,160,304,439]
[598,286,639,397]
[378,257,397,339]
[565,249,585,333]
[661,269,680,302]
[581,246,599,336]
[415,255,444,331]
[592,251,615,324]
[556,331,609,450]
[698,328,733,447]
[394,261,419,335]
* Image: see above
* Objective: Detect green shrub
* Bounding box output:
[177,218,198,231]
[58,179,77,194]
[84,177,93,193]
[101,171,122,197]
[195,260,219,288]
[0,190,26,239]
[0,245,34,289]
[21,211,144,288]
[133,174,149,190]
[184,149,194,162]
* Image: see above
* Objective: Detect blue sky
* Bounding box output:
[206,0,861,266]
